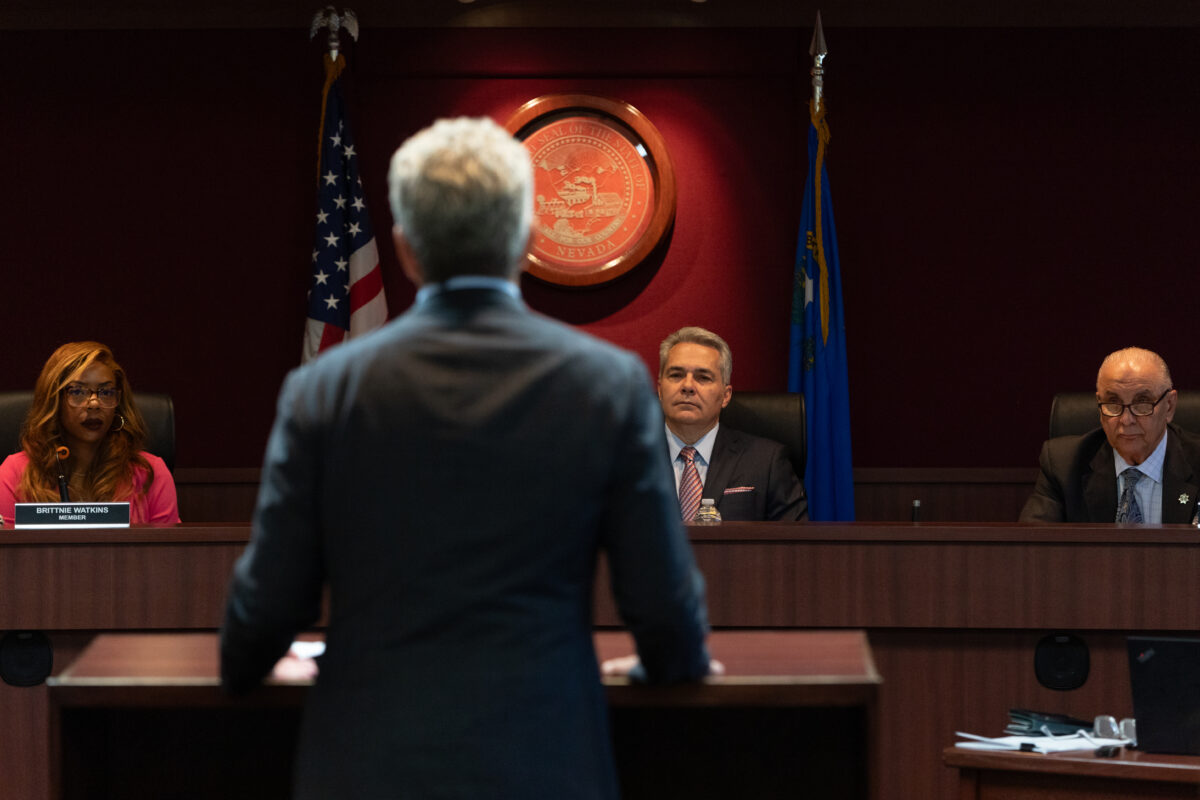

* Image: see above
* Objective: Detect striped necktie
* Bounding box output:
[1116,467,1144,523]
[678,446,703,523]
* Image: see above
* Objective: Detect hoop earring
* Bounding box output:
[112,414,125,432]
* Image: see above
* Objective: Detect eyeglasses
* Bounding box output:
[1098,388,1172,418]
[63,384,121,408]
[1094,715,1137,745]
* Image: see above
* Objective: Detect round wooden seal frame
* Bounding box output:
[505,94,676,287]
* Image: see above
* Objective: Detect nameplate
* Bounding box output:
[13,502,131,529]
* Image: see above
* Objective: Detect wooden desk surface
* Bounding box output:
[8,521,1200,631]
[10,522,1198,800]
[49,629,880,709]
[944,745,1200,785]
[46,630,879,800]
[7,519,1200,545]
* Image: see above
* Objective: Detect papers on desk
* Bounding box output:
[956,730,1129,753]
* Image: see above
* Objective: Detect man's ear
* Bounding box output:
[393,225,424,286]
[501,221,535,281]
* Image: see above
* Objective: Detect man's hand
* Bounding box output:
[600,654,725,678]
[600,654,642,677]
[269,650,320,683]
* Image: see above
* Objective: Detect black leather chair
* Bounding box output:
[0,391,176,472]
[720,391,806,480]
[1048,391,1200,440]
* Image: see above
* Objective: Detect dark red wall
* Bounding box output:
[3,26,1198,469]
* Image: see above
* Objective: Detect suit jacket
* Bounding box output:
[702,425,808,522]
[220,287,710,799]
[1019,424,1200,523]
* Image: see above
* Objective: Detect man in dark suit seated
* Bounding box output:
[220,117,713,799]
[1020,346,1200,523]
[657,326,808,522]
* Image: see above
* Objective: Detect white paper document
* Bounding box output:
[955,730,1128,753]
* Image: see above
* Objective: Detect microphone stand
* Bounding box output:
[55,446,70,502]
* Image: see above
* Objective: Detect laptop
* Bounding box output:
[1127,636,1200,755]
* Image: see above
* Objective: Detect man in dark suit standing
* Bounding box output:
[1021,347,1200,523]
[220,117,712,799]
[657,326,808,522]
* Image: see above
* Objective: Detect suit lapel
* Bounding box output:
[704,427,742,502]
[1161,430,1200,523]
[1083,444,1118,523]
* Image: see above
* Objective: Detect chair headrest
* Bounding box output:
[1048,390,1200,440]
[720,391,806,480]
[0,391,175,472]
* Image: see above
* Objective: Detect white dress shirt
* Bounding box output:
[665,423,720,494]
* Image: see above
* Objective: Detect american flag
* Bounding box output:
[302,53,387,362]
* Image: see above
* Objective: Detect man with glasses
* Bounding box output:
[1020,347,1200,523]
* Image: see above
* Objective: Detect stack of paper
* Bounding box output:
[956,731,1127,753]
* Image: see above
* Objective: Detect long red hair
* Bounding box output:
[17,342,153,503]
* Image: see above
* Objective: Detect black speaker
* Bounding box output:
[1035,633,1089,691]
[0,630,53,687]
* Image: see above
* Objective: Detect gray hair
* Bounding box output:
[387,117,533,283]
[659,326,733,384]
[1097,347,1173,391]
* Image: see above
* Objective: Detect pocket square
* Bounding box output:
[723,486,755,494]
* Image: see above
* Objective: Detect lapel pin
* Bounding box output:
[1180,493,1190,505]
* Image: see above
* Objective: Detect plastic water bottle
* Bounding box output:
[693,498,722,525]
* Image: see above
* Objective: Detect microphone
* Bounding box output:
[55,445,70,502]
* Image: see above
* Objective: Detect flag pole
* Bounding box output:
[808,12,832,345]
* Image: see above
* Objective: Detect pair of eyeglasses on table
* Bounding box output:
[1038,716,1136,756]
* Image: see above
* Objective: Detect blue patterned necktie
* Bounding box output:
[1116,468,1144,523]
